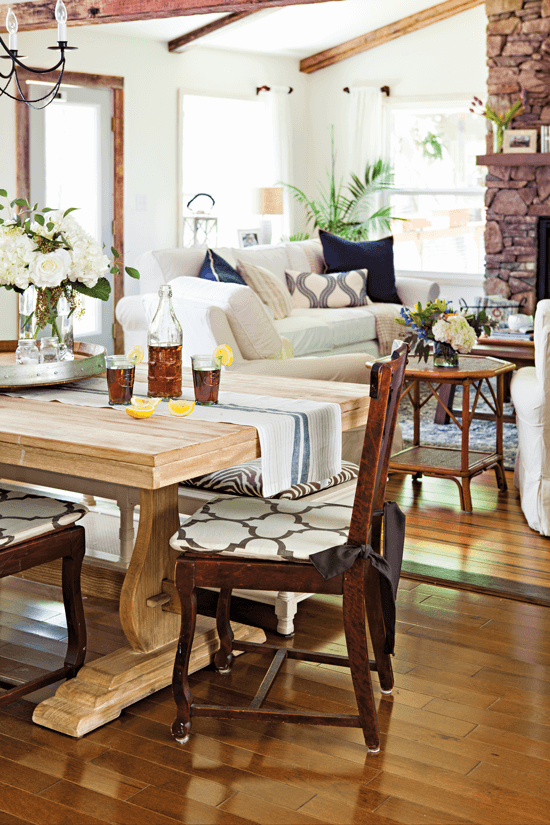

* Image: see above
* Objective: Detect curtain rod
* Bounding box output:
[256,85,293,95]
[343,85,390,96]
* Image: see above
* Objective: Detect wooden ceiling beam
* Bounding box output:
[0,0,340,32]
[300,0,485,74]
[168,11,256,52]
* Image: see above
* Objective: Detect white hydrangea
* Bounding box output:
[31,212,110,289]
[433,313,477,353]
[0,224,35,289]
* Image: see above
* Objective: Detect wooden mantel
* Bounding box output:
[477,154,550,166]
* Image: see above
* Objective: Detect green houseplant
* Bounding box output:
[283,127,398,242]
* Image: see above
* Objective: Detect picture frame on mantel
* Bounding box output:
[503,129,537,154]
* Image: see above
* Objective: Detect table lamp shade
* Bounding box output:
[260,187,284,215]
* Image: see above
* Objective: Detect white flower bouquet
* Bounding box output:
[396,299,496,364]
[0,189,139,343]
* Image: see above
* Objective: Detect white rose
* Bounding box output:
[30,249,71,287]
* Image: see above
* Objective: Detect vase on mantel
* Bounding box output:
[18,285,74,360]
[492,122,506,154]
[433,340,459,368]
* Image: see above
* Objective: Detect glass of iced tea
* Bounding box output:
[105,355,135,406]
[191,355,221,405]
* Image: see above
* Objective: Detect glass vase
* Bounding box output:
[18,286,74,361]
[433,340,459,368]
[492,122,505,154]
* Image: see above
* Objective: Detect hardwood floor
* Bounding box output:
[1,469,550,824]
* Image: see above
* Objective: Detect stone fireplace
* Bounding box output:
[484,0,550,315]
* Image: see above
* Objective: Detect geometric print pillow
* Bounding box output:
[285,269,368,309]
[170,495,353,561]
[181,459,359,500]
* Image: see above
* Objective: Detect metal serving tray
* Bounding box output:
[0,342,106,392]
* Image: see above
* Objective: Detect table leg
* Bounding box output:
[461,381,472,513]
[32,484,266,737]
[494,374,508,492]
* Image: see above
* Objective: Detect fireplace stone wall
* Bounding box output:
[484,0,550,314]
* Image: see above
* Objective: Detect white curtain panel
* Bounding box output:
[346,87,388,239]
[259,87,293,239]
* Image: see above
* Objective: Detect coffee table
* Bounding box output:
[389,355,516,512]
[0,370,370,736]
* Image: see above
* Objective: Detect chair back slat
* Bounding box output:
[347,343,408,548]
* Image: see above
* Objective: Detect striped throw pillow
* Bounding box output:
[285,269,368,309]
[236,260,293,319]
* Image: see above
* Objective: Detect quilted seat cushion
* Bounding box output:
[0,488,88,549]
[170,496,352,561]
[181,459,358,500]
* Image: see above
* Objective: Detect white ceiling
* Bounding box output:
[102,0,446,59]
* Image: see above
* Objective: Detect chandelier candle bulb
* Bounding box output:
[6,9,17,51]
[55,0,67,42]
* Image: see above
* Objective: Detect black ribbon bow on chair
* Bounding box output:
[310,501,406,655]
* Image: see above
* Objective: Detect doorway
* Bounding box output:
[16,70,125,353]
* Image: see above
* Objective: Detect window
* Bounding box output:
[180,95,275,248]
[387,99,486,275]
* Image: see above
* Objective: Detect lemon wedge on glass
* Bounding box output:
[213,344,233,367]
[127,345,145,365]
[126,406,155,419]
[168,400,195,417]
[130,396,161,410]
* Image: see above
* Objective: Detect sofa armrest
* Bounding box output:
[511,367,545,426]
[395,276,440,306]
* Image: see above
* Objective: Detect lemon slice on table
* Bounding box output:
[127,345,145,365]
[168,400,195,417]
[213,344,233,367]
[130,396,161,410]
[126,406,155,419]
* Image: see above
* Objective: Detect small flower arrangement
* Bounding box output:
[0,189,139,340]
[396,299,496,363]
[470,93,525,153]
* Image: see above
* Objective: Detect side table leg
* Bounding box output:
[461,381,472,513]
[495,374,508,492]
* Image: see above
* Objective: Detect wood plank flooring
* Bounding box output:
[0,469,549,824]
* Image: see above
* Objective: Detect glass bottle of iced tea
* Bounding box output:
[147,285,183,398]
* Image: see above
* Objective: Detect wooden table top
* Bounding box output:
[402,354,516,381]
[0,370,370,490]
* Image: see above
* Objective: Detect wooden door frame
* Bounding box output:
[16,70,125,353]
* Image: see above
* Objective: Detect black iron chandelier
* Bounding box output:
[0,0,76,109]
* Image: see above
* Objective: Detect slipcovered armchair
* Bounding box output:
[510,299,550,535]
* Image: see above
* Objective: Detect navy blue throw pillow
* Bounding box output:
[319,230,401,304]
[198,250,246,286]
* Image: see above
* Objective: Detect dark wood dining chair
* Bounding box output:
[0,488,88,706]
[170,343,409,752]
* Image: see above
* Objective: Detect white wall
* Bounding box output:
[305,6,487,196]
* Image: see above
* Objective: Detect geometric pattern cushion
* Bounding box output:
[0,488,88,549]
[285,269,368,309]
[170,496,352,562]
[181,459,359,500]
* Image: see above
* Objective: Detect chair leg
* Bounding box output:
[61,526,87,676]
[342,561,381,753]
[172,557,197,744]
[364,563,394,694]
[214,588,235,673]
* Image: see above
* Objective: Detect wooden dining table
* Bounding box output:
[0,369,370,737]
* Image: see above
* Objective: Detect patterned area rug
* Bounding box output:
[398,381,518,471]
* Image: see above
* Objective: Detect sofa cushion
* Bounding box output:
[285,269,368,309]
[181,458,359,499]
[198,249,246,286]
[319,231,401,305]
[169,277,282,361]
[236,260,293,319]
[275,307,377,357]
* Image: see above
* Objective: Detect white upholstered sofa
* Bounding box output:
[116,240,440,380]
[511,299,550,535]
